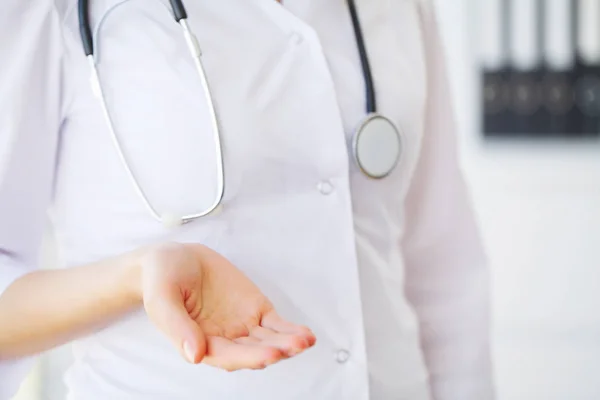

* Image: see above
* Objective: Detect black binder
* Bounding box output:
[482,0,600,139]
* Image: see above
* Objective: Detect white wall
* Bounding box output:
[435,1,600,399]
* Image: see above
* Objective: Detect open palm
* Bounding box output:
[140,243,316,371]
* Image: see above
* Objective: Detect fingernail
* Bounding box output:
[183,341,195,363]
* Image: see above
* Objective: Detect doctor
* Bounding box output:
[0,0,494,399]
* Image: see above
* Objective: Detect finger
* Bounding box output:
[233,334,306,359]
[203,336,284,371]
[233,336,261,345]
[145,289,207,364]
[261,311,317,346]
[250,326,310,356]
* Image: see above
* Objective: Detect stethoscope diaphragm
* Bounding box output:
[352,114,403,179]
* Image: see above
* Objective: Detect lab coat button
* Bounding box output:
[317,180,334,195]
[335,349,350,364]
[289,32,304,45]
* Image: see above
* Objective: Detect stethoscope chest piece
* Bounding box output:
[352,113,403,179]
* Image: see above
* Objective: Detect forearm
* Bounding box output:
[0,251,142,360]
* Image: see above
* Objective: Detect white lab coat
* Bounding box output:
[0,0,494,399]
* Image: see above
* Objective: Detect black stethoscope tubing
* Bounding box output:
[347,0,377,114]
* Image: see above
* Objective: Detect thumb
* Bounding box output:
[144,289,207,364]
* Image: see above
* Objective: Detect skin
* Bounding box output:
[0,242,316,371]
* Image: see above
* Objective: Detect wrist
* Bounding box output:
[117,249,144,305]
[127,242,196,304]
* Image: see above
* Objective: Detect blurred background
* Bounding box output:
[10,0,600,399]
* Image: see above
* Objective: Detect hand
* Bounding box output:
[137,242,316,371]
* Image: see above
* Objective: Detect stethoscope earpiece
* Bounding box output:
[160,203,224,228]
[161,213,184,228]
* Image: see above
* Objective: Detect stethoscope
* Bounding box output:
[78,0,403,227]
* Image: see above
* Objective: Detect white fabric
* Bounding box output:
[0,0,494,399]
